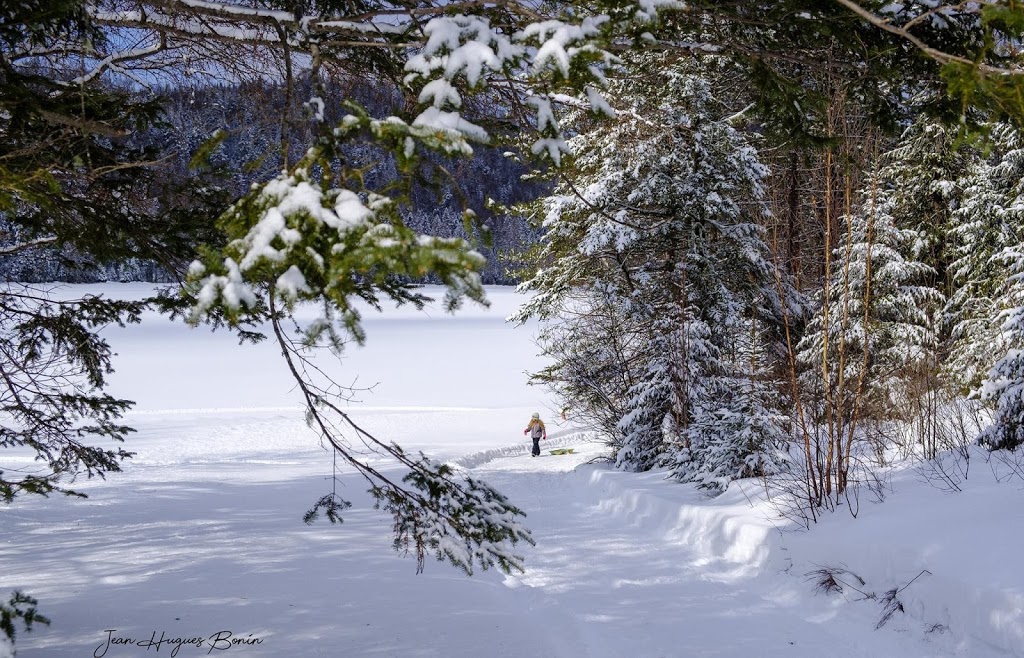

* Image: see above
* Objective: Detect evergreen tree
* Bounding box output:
[0,3,221,652]
[947,124,1024,395]
[872,119,982,458]
[979,243,1024,451]
[798,173,942,425]
[518,55,798,490]
[680,321,791,491]
[953,127,1024,450]
[880,120,975,295]
[796,155,943,497]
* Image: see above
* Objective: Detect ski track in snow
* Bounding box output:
[449,430,598,470]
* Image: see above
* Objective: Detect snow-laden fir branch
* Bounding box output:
[266,294,534,575]
[0,238,58,256]
[832,0,1023,77]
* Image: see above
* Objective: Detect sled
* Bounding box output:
[549,448,575,455]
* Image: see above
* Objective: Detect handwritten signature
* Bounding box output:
[95,629,264,657]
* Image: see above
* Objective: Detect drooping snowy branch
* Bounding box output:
[0,237,58,256]
[262,294,533,575]
[73,1,685,159]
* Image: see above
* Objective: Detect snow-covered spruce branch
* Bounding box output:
[81,0,683,165]
[182,106,538,574]
[135,0,545,29]
[0,591,49,652]
[85,1,560,52]
[900,1,981,31]
[89,7,291,48]
[0,237,58,256]
[0,287,145,502]
[267,293,533,575]
[68,39,168,86]
[92,0,665,39]
[832,0,1020,77]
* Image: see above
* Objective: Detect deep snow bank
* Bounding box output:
[577,467,779,578]
[506,438,1024,657]
[780,456,1024,656]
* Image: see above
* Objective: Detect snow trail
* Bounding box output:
[3,427,1020,657]
[456,442,903,658]
[449,430,595,469]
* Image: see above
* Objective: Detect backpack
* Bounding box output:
[529,420,544,439]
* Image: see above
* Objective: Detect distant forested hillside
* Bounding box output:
[0,81,540,284]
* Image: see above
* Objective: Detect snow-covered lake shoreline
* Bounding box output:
[2,284,1022,657]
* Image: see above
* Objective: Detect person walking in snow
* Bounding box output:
[524,412,547,457]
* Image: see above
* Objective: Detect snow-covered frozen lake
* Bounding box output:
[2,284,1022,657]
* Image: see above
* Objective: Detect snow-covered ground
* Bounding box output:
[1,284,1022,657]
